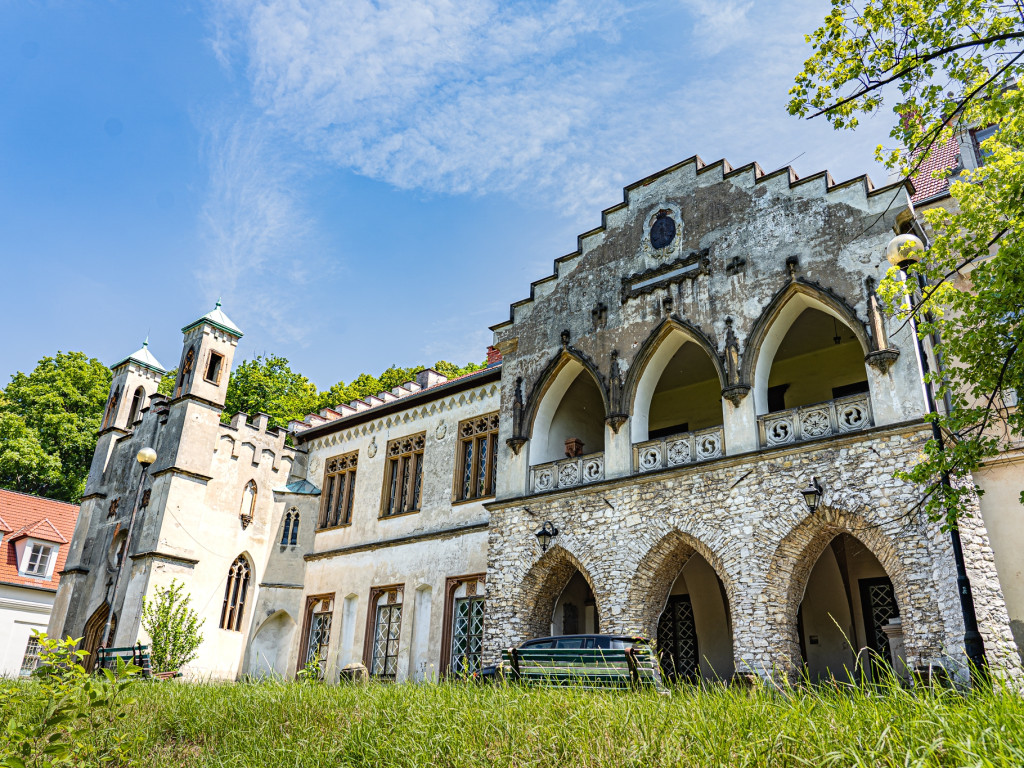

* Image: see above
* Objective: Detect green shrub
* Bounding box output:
[141,579,204,674]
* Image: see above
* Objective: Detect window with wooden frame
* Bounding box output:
[381,434,425,518]
[298,595,334,678]
[455,413,499,502]
[363,585,404,680]
[204,351,225,384]
[440,574,485,676]
[319,451,358,529]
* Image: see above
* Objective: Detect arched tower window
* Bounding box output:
[290,511,299,545]
[102,387,121,430]
[220,555,251,631]
[126,386,146,427]
[175,347,195,398]
[239,480,257,529]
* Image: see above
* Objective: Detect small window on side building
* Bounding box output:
[204,351,224,384]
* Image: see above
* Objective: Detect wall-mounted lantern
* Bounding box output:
[800,477,823,513]
[534,521,559,552]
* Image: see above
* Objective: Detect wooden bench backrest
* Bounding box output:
[96,644,152,677]
[502,647,662,689]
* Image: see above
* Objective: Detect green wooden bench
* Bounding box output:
[501,647,667,692]
[96,643,152,678]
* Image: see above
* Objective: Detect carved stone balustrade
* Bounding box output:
[633,426,725,473]
[758,393,873,448]
[530,452,605,493]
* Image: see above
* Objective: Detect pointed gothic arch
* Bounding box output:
[624,318,728,444]
[517,544,603,642]
[220,553,253,632]
[126,386,146,427]
[524,348,610,465]
[763,506,917,677]
[741,281,873,414]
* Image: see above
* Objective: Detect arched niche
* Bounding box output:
[247,610,296,679]
[530,359,606,465]
[630,326,726,444]
[748,287,871,415]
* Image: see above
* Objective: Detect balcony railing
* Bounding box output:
[633,426,725,473]
[758,394,873,448]
[530,452,605,493]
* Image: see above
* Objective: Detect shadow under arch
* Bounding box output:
[518,544,603,642]
[741,280,873,414]
[628,528,737,642]
[763,505,916,675]
[245,609,297,679]
[623,317,728,444]
[524,347,610,465]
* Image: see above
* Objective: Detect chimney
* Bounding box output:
[486,346,503,366]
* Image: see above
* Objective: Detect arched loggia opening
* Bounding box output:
[629,325,727,470]
[657,553,733,682]
[552,571,599,637]
[797,533,901,683]
[751,290,874,446]
[528,357,607,492]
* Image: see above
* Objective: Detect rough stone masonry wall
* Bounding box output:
[484,425,1021,680]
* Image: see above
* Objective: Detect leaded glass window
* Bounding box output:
[303,597,333,678]
[371,603,402,679]
[219,555,251,631]
[382,434,425,517]
[450,596,485,676]
[456,414,499,501]
[320,451,357,528]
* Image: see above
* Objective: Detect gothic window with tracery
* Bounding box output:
[455,413,499,501]
[281,510,300,545]
[220,555,251,631]
[301,596,333,678]
[381,434,425,518]
[320,452,357,528]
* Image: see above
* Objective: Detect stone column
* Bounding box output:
[723,394,758,455]
[603,419,633,480]
[881,617,909,679]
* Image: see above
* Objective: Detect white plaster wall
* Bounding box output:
[0,585,53,677]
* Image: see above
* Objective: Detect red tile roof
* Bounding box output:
[0,489,79,592]
[910,133,959,203]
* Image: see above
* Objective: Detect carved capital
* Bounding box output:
[506,436,528,456]
[865,348,901,374]
[721,384,751,406]
[605,413,629,434]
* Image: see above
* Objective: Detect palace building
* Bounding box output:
[50,151,1024,684]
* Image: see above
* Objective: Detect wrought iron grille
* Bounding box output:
[371,604,403,679]
[657,595,699,682]
[450,597,485,676]
[860,577,898,665]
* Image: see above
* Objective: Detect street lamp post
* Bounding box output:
[99,447,157,655]
[886,235,988,684]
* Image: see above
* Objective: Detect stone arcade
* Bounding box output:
[50,153,1024,684]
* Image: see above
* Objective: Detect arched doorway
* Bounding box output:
[797,533,900,682]
[552,571,599,636]
[656,553,733,682]
[81,603,116,672]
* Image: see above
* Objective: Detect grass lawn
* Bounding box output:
[4,677,1024,766]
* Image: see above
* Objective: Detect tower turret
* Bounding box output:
[171,301,243,407]
[101,339,167,431]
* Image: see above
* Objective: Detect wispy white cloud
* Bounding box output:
[206,0,890,218]
[195,115,327,346]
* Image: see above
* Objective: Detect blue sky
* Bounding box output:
[1,0,894,393]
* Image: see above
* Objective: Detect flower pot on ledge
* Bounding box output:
[564,437,585,458]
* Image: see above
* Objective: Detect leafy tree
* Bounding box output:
[158,368,177,396]
[140,579,205,674]
[223,355,320,430]
[433,360,486,380]
[0,352,111,501]
[789,0,1024,526]
[0,410,62,495]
